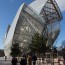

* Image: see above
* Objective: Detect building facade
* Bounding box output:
[4,0,62,56]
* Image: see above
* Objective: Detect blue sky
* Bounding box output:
[55,11,65,47]
[0,0,65,49]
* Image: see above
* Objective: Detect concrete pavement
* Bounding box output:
[0,57,63,65]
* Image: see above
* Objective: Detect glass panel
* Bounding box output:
[47,21,60,46]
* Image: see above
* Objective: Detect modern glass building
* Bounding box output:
[4,0,62,56]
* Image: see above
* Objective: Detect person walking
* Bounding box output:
[27,54,32,65]
[5,56,7,61]
[20,55,27,65]
[32,54,37,65]
[63,54,65,65]
[11,57,18,65]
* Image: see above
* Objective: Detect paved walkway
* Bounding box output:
[0,61,59,65]
[0,57,11,65]
[0,60,20,65]
[0,61,58,65]
[0,57,63,65]
[0,61,11,65]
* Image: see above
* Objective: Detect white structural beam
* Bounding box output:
[29,0,65,12]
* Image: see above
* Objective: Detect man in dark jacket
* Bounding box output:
[32,54,37,65]
[11,57,18,65]
[20,55,27,65]
[63,55,65,65]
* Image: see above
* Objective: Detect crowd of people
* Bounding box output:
[11,54,37,65]
[8,54,65,65]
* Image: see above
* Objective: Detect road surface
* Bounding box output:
[0,57,63,65]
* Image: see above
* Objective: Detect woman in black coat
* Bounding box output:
[20,55,27,65]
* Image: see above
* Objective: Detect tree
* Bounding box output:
[10,43,21,57]
[0,49,5,57]
[62,41,65,48]
[53,46,57,53]
[28,32,48,65]
[52,46,58,58]
[28,32,47,54]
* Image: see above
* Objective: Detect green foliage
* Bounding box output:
[10,43,21,57]
[28,32,48,54]
[52,46,57,53]
[62,48,65,55]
